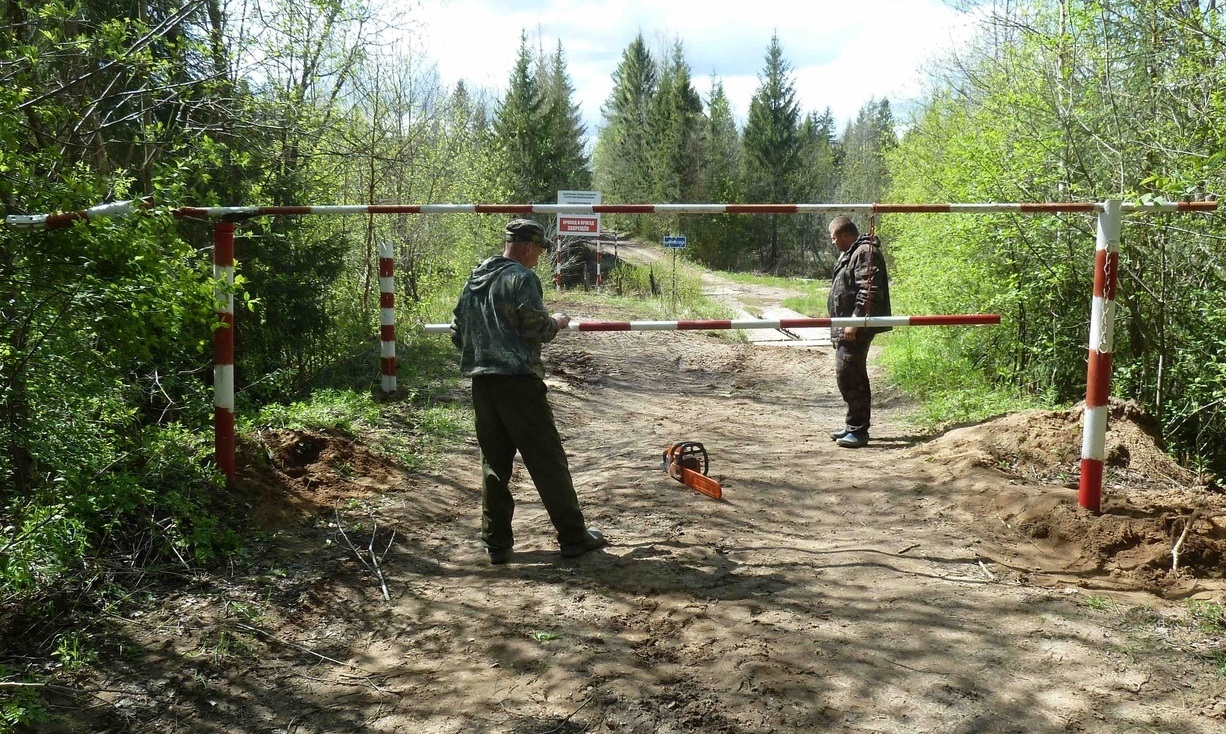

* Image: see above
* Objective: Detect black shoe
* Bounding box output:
[830,427,852,440]
[488,547,511,565]
[560,529,607,558]
[836,431,869,448]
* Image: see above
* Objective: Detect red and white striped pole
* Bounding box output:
[378,242,397,393]
[422,314,1001,334]
[1079,199,1122,512]
[213,221,236,481]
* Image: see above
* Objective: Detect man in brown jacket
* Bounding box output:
[826,216,891,448]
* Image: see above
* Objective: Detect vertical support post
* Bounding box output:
[1079,199,1122,512]
[596,240,602,289]
[213,221,236,481]
[378,242,397,393]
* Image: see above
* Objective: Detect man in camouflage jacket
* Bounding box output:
[450,219,606,564]
[826,216,892,448]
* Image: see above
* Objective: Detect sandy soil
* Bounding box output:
[30,270,1226,733]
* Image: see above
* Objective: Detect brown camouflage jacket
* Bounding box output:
[827,234,892,342]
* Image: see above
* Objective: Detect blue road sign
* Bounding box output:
[663,235,687,248]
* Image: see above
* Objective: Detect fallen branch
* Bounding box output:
[334,506,395,601]
[232,622,381,679]
[0,680,131,714]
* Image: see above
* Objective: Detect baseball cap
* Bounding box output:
[504,218,554,252]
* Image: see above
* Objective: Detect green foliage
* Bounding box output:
[250,388,380,433]
[541,41,593,193]
[836,99,897,203]
[646,41,704,241]
[1188,599,1226,636]
[690,81,753,270]
[494,32,553,204]
[884,0,1226,474]
[0,665,49,732]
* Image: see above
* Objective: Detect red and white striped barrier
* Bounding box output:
[213,222,236,481]
[423,314,1001,334]
[379,242,397,393]
[5,200,1214,231]
[8,198,1215,507]
[3,199,147,229]
[166,201,1217,219]
[1079,200,1122,513]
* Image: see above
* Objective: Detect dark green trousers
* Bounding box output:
[835,334,875,433]
[471,375,587,550]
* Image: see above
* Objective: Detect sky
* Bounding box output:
[409,0,982,137]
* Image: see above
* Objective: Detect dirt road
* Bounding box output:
[55,271,1226,733]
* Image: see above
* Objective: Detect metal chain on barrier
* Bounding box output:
[863,211,878,328]
[1096,233,1113,354]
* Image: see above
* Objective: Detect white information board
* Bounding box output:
[557,190,601,237]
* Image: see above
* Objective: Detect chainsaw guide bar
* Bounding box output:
[661,441,722,500]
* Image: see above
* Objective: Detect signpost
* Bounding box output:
[557,190,602,289]
[663,235,686,309]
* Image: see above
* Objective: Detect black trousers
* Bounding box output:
[835,335,874,433]
[471,375,587,550]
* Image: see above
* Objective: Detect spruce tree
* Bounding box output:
[743,33,802,271]
[836,98,897,204]
[493,31,551,203]
[650,41,703,203]
[542,41,592,193]
[692,78,749,269]
[796,108,839,270]
[594,34,657,231]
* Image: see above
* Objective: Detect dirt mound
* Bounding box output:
[233,428,401,529]
[920,399,1199,488]
[916,400,1226,594]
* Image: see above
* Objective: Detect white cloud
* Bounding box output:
[410,0,978,134]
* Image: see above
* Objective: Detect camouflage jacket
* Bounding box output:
[827,234,892,342]
[450,256,560,378]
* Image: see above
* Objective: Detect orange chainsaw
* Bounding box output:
[661,441,722,500]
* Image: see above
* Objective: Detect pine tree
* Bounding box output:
[742,33,802,270]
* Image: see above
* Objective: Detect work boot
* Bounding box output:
[487,547,511,565]
[830,426,852,440]
[560,529,608,558]
[836,431,869,448]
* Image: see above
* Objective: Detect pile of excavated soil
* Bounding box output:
[914,400,1226,593]
[234,428,402,529]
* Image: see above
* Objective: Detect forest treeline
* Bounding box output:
[1,1,1224,605]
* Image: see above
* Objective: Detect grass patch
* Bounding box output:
[780,293,827,317]
[1188,599,1226,635]
[247,388,381,433]
[549,260,736,322]
[879,329,1047,430]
